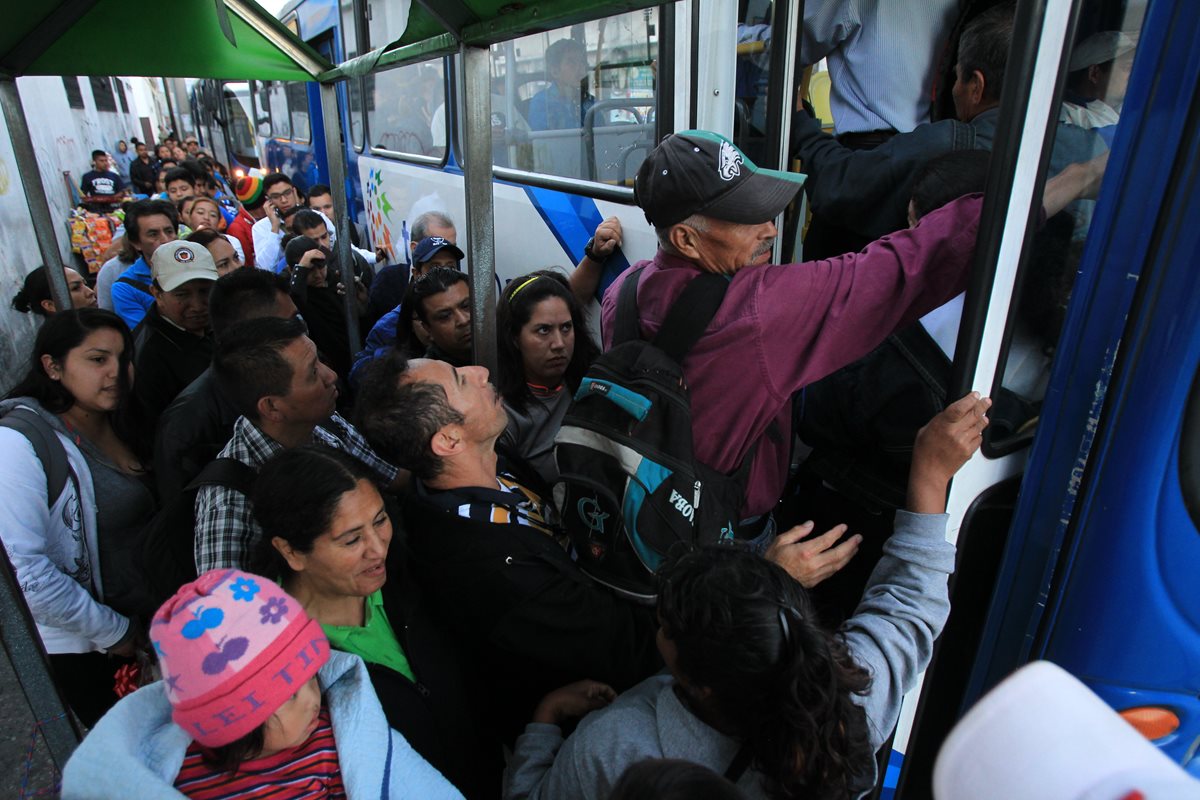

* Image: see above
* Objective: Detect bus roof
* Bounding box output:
[0,0,329,81]
[320,0,663,81]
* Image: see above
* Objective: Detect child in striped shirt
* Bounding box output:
[62,570,463,799]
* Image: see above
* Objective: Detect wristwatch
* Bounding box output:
[583,236,609,264]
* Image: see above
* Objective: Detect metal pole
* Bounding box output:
[0,544,82,770]
[0,78,72,312]
[459,45,497,373]
[319,81,361,353]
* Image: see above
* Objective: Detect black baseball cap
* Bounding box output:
[634,130,806,228]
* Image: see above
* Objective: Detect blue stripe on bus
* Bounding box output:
[522,185,631,299]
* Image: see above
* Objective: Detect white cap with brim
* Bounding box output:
[1069,31,1137,72]
[151,241,219,292]
[933,661,1200,799]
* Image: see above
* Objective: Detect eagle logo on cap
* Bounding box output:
[174,247,195,263]
[718,140,742,182]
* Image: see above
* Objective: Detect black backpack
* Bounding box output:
[553,268,757,602]
[135,458,256,618]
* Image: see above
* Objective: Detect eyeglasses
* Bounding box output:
[266,188,295,202]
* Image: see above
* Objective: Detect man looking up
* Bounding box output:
[194,316,401,573]
[131,241,218,430]
[111,199,179,330]
[602,128,983,549]
[353,350,858,741]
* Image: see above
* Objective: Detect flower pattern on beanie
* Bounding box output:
[181,607,224,640]
[230,577,260,602]
[260,596,288,624]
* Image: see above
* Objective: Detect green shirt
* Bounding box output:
[321,590,415,682]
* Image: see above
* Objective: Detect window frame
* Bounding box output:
[90,75,117,113]
[287,82,312,144]
[365,57,449,166]
[62,76,84,109]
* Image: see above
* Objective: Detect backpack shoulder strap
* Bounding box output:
[116,276,153,296]
[0,408,70,505]
[653,273,730,363]
[612,267,647,347]
[185,457,257,496]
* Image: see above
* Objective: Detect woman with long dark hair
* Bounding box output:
[12,265,98,317]
[495,269,599,488]
[252,444,500,798]
[505,393,992,799]
[0,308,153,725]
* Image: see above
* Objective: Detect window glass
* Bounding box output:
[115,79,129,113]
[487,10,658,182]
[90,76,117,112]
[733,1,774,165]
[988,4,1147,446]
[250,80,271,138]
[62,76,84,109]
[366,0,408,49]
[366,59,445,157]
[341,0,364,151]
[287,83,311,143]
[266,81,291,139]
[224,83,259,167]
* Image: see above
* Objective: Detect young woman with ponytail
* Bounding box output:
[504,392,993,800]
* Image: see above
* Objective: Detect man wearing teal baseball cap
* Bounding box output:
[601,129,984,566]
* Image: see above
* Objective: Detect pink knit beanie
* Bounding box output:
[150,569,329,747]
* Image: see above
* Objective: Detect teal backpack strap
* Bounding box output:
[0,408,70,506]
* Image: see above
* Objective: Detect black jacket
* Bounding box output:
[132,306,214,433]
[129,156,158,196]
[369,546,502,799]
[402,484,662,742]
[154,367,239,498]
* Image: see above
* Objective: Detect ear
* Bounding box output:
[40,354,60,380]
[667,223,703,260]
[966,68,987,105]
[39,299,57,316]
[415,318,431,336]
[271,536,307,573]
[430,424,464,458]
[257,394,285,423]
[152,286,166,308]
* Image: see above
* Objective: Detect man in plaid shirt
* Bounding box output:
[194,316,401,572]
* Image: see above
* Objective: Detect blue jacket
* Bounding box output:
[62,650,464,799]
[110,257,154,331]
[351,304,405,388]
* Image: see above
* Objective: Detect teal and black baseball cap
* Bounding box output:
[634,129,806,228]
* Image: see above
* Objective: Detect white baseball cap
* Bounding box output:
[151,241,219,292]
[1070,31,1137,72]
[934,661,1200,799]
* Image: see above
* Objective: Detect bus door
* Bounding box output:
[892,0,1160,794]
[220,82,262,176]
[978,0,1200,778]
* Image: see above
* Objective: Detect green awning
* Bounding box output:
[1,0,329,81]
[319,0,662,81]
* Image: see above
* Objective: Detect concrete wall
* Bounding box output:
[0,76,158,393]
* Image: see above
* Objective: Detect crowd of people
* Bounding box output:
[0,3,1160,798]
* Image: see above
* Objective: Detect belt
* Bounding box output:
[836,129,898,150]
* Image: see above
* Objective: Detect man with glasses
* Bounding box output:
[253,173,381,273]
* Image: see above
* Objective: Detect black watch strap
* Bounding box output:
[583,236,609,264]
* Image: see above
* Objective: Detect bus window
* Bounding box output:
[988,9,1145,449]
[488,10,658,184]
[266,80,291,140]
[223,83,260,169]
[366,60,445,159]
[734,2,773,164]
[340,0,365,151]
[287,82,311,143]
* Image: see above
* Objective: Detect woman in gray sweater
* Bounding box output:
[505,392,992,800]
